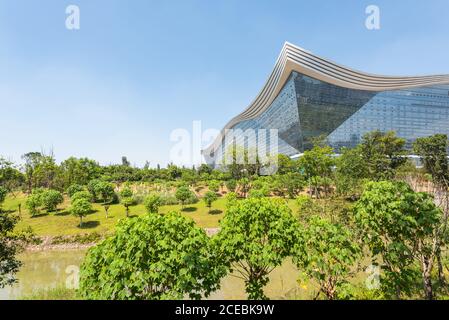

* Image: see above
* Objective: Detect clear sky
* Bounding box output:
[1,0,449,167]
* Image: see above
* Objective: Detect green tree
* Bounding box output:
[60,157,100,188]
[71,198,92,227]
[203,191,218,213]
[71,191,92,203]
[413,134,449,285]
[41,189,64,212]
[335,146,368,199]
[0,158,24,195]
[298,146,335,198]
[207,180,220,193]
[355,181,444,299]
[175,186,193,208]
[120,187,134,217]
[0,211,23,288]
[293,216,361,300]
[25,189,45,217]
[0,186,7,211]
[79,212,225,300]
[225,179,237,193]
[144,194,162,214]
[95,181,115,204]
[359,130,406,180]
[213,198,299,299]
[66,184,84,198]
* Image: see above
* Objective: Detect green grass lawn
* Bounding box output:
[2,193,300,237]
[2,194,227,236]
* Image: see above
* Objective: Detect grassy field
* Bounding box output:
[2,193,300,237]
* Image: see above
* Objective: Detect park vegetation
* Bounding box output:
[1,131,449,300]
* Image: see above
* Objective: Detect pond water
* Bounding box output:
[0,250,309,300]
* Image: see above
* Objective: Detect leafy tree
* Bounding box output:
[275,173,305,199]
[355,181,445,299]
[0,211,23,288]
[175,186,193,208]
[71,198,92,227]
[203,191,218,213]
[66,184,84,198]
[0,187,7,211]
[207,180,220,193]
[335,146,368,199]
[359,130,406,180]
[79,212,225,300]
[225,179,237,193]
[144,194,162,214]
[213,198,299,299]
[238,177,250,198]
[413,134,449,285]
[0,158,24,194]
[87,179,102,202]
[198,164,212,177]
[120,187,134,217]
[293,216,361,300]
[71,191,92,203]
[41,189,64,212]
[276,154,297,175]
[298,146,335,198]
[60,157,100,188]
[25,189,45,217]
[95,181,115,204]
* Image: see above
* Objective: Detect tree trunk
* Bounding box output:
[422,259,433,300]
[80,216,83,228]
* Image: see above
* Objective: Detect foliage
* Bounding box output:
[355,181,444,299]
[225,179,237,193]
[0,186,7,210]
[293,216,361,300]
[203,191,218,212]
[40,189,64,212]
[71,198,93,227]
[71,191,93,203]
[0,211,23,288]
[213,198,299,299]
[358,131,406,180]
[79,212,225,300]
[144,194,162,214]
[207,180,220,193]
[175,186,194,208]
[335,146,368,198]
[66,184,84,198]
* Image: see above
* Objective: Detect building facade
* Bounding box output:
[203,43,449,165]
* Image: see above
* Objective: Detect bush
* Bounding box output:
[41,190,64,212]
[175,186,195,207]
[66,184,84,198]
[79,212,225,300]
[144,194,162,214]
[71,191,92,203]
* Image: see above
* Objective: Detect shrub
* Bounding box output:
[144,194,162,214]
[41,190,64,212]
[79,212,225,300]
[66,184,84,198]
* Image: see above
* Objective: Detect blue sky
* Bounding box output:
[1,0,449,167]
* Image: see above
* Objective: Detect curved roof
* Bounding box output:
[204,42,449,156]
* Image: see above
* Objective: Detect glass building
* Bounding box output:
[203,43,449,164]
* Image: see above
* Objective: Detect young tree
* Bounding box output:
[355,181,445,299]
[0,211,23,288]
[79,212,225,300]
[335,146,368,199]
[413,134,449,285]
[359,130,406,180]
[293,216,361,300]
[0,186,7,212]
[207,180,220,193]
[175,186,193,209]
[71,191,92,203]
[120,187,134,217]
[25,189,45,217]
[298,146,335,198]
[213,198,300,299]
[41,189,64,212]
[225,179,237,193]
[66,184,84,198]
[71,198,92,227]
[144,194,162,214]
[203,191,218,213]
